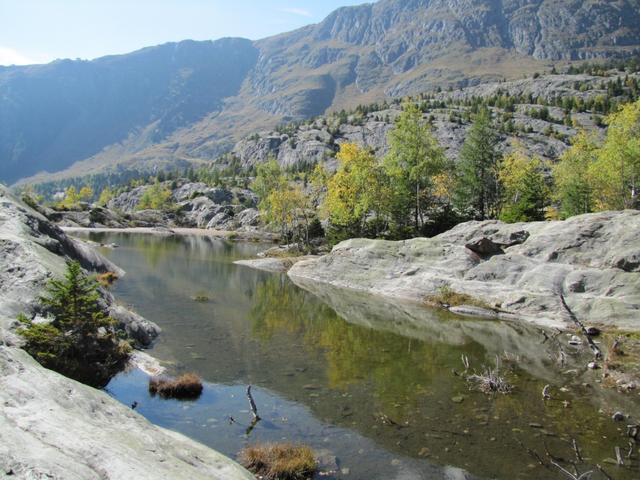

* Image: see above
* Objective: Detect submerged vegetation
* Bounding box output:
[18,261,130,387]
[238,443,317,480]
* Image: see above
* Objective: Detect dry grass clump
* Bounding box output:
[191,294,210,302]
[467,366,513,394]
[148,373,203,400]
[239,443,317,480]
[96,271,119,287]
[425,285,493,310]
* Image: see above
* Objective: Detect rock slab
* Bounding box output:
[289,211,640,330]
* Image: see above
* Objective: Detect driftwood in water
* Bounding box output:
[560,294,602,359]
[245,385,261,436]
[247,385,260,420]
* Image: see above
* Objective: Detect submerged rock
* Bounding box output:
[289,211,640,330]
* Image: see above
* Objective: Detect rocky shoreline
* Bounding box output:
[0,186,253,479]
[288,211,640,331]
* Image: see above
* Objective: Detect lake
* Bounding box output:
[82,232,637,480]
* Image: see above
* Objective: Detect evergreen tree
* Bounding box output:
[454,107,502,219]
[18,261,130,387]
[384,104,446,232]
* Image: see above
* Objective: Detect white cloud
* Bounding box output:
[0,47,36,66]
[280,7,313,17]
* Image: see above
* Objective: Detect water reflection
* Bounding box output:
[81,232,638,480]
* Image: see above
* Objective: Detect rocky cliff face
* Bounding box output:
[289,210,640,330]
[0,186,252,479]
[5,0,640,184]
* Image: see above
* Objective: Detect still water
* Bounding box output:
[83,232,637,480]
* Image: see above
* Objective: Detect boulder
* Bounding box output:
[173,183,232,204]
[107,185,150,213]
[235,208,261,228]
[178,197,232,229]
[108,305,161,348]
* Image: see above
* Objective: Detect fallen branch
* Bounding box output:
[572,438,583,463]
[247,385,261,421]
[596,464,613,480]
[560,294,602,360]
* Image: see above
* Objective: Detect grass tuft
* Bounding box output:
[96,271,119,288]
[425,285,493,310]
[239,443,317,480]
[149,373,203,400]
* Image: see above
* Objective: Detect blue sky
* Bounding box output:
[0,0,369,66]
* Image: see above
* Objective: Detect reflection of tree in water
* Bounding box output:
[248,277,637,478]
[134,234,183,268]
[248,275,487,417]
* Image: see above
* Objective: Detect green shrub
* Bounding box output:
[18,261,130,387]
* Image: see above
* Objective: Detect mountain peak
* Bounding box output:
[2,0,640,184]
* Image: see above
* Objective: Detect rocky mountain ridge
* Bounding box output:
[232,72,639,170]
[3,0,640,184]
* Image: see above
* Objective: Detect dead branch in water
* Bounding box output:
[519,438,614,480]
[245,385,261,436]
[560,294,602,360]
[247,385,260,421]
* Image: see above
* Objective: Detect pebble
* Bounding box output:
[585,326,601,336]
[612,411,625,421]
[418,447,430,457]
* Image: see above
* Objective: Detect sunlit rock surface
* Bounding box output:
[0,186,252,480]
[290,211,640,330]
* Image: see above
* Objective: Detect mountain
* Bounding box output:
[3,0,640,184]
[0,39,258,183]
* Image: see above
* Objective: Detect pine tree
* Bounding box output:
[454,107,502,219]
[18,261,130,387]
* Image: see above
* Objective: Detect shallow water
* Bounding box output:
[83,232,638,480]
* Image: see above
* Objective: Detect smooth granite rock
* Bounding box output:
[0,347,253,480]
[289,211,640,330]
[0,186,251,479]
